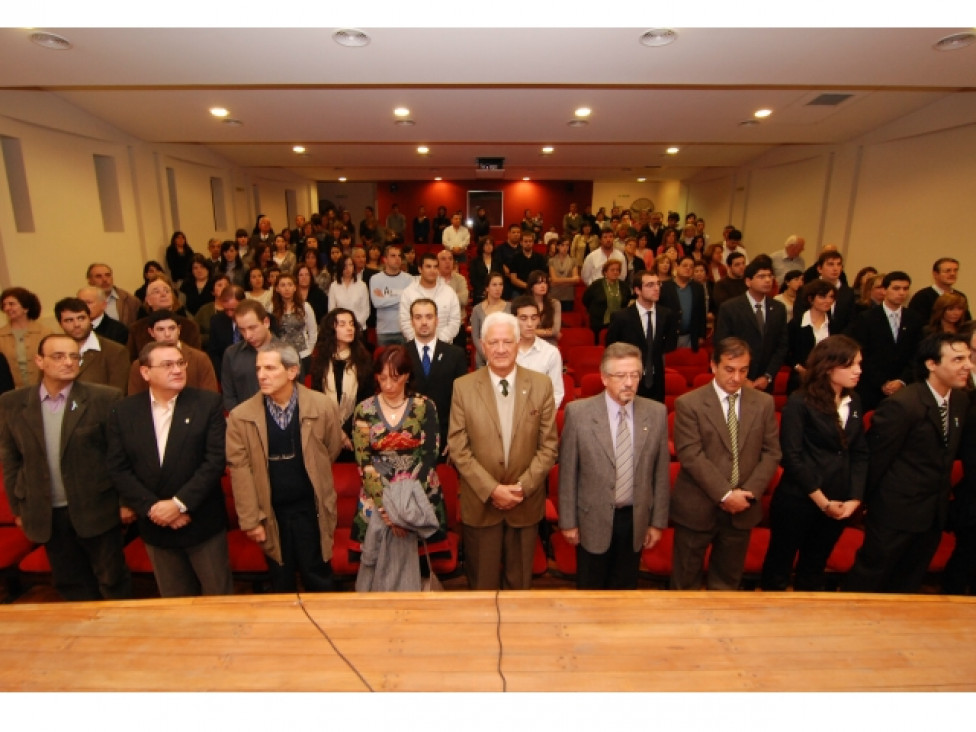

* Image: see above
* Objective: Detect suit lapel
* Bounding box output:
[631,399,652,462]
[701,386,734,453]
[59,384,88,459]
[132,392,163,471]
[628,306,648,348]
[22,389,46,456]
[474,370,503,441]
[512,367,531,431]
[160,391,193,471]
[590,395,615,464]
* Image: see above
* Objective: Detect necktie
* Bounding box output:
[755,301,765,332]
[890,311,900,342]
[644,309,655,389]
[232,324,241,344]
[422,345,431,377]
[940,400,949,446]
[500,378,509,397]
[727,392,740,487]
[615,409,634,507]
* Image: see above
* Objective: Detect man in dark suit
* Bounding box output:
[606,270,678,403]
[559,343,671,589]
[108,342,233,597]
[908,257,970,323]
[0,334,132,601]
[77,286,129,346]
[711,251,748,313]
[56,297,129,394]
[405,298,468,459]
[714,259,789,393]
[669,337,781,590]
[659,254,708,351]
[222,300,277,412]
[207,285,245,379]
[797,250,856,333]
[846,270,924,412]
[845,333,972,594]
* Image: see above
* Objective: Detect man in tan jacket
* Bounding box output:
[226,343,343,592]
[448,312,558,590]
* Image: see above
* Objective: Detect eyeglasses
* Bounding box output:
[605,371,641,382]
[44,352,82,363]
[149,359,188,371]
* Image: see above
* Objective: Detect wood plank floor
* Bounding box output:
[1,591,974,692]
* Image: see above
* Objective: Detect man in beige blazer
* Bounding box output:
[449,312,558,590]
[670,337,781,590]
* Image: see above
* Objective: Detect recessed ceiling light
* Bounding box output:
[394,119,415,127]
[417,146,429,155]
[292,145,306,154]
[393,107,410,117]
[639,29,677,48]
[338,177,347,182]
[754,109,773,118]
[574,107,591,118]
[666,147,679,155]
[434,177,442,181]
[333,29,370,47]
[29,31,72,50]
[541,146,554,154]
[637,177,647,183]
[567,119,589,128]
[209,107,228,118]
[523,177,531,181]
[222,118,243,127]
[934,32,976,51]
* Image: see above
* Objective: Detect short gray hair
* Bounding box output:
[481,311,519,344]
[259,340,301,370]
[601,342,642,374]
[77,286,106,304]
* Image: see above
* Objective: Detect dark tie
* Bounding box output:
[232,324,241,344]
[644,309,655,388]
[727,392,740,487]
[755,301,765,333]
[940,400,949,446]
[499,378,509,397]
[422,345,431,377]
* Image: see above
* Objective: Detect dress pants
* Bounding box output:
[462,521,537,590]
[671,512,751,590]
[46,506,131,601]
[843,517,942,594]
[268,508,335,593]
[761,492,846,591]
[576,506,641,590]
[943,528,976,595]
[144,529,234,597]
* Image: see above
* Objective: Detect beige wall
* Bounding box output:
[591,179,685,219]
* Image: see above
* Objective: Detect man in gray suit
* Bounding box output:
[670,337,781,590]
[559,343,670,589]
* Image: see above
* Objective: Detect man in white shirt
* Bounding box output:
[399,252,461,342]
[369,244,414,346]
[441,212,471,263]
[720,229,749,265]
[581,228,627,286]
[512,296,564,408]
[769,235,806,286]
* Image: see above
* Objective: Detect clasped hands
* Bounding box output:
[148,499,192,529]
[491,483,524,511]
[719,489,756,514]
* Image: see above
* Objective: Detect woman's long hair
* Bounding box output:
[802,334,861,416]
[308,308,372,391]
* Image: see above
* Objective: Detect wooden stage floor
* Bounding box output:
[1,590,974,692]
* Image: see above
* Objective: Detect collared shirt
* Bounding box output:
[605,391,634,454]
[635,302,655,340]
[882,301,902,338]
[104,288,120,321]
[712,379,741,421]
[837,394,852,428]
[517,338,564,407]
[489,367,517,397]
[79,330,102,357]
[414,336,437,363]
[149,389,178,463]
[746,291,765,317]
[39,382,73,414]
[265,386,299,431]
[800,308,830,344]
[926,380,950,414]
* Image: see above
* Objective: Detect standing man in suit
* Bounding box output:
[908,257,970,324]
[77,286,129,346]
[714,259,788,394]
[87,262,141,327]
[405,298,468,460]
[107,342,232,597]
[559,343,670,589]
[670,338,781,590]
[55,297,129,394]
[221,300,277,412]
[847,271,924,412]
[845,332,972,594]
[448,312,558,590]
[125,310,218,395]
[0,334,132,601]
[660,255,708,351]
[606,270,678,403]
[797,250,857,332]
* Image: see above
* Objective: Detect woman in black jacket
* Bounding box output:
[761,335,868,591]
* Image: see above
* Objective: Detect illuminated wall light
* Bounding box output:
[574,107,591,118]
[754,109,772,118]
[637,177,647,183]
[666,147,679,155]
[434,177,443,181]
[394,107,410,117]
[209,107,229,118]
[417,146,430,154]
[292,145,306,154]
[338,177,347,182]
[541,146,554,154]
[522,177,531,181]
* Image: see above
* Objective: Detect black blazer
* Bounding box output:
[406,339,468,450]
[784,314,834,393]
[864,382,967,533]
[582,279,631,338]
[846,305,923,412]
[659,279,707,351]
[107,387,227,549]
[605,303,678,402]
[94,315,130,347]
[796,284,857,334]
[208,311,236,379]
[908,286,971,324]
[713,294,789,389]
[776,390,869,503]
[468,255,501,305]
[0,354,13,395]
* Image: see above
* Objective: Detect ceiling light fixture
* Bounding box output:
[338,177,347,182]
[637,177,647,183]
[541,146,554,154]
[333,29,370,47]
[393,107,410,117]
[29,31,72,50]
[434,177,442,181]
[523,177,531,181]
[209,107,228,118]
[417,146,429,154]
[666,147,679,155]
[639,29,677,48]
[754,109,773,118]
[574,107,591,118]
[293,146,306,154]
[934,32,976,51]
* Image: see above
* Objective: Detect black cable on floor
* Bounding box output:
[296,591,374,692]
[495,589,507,692]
